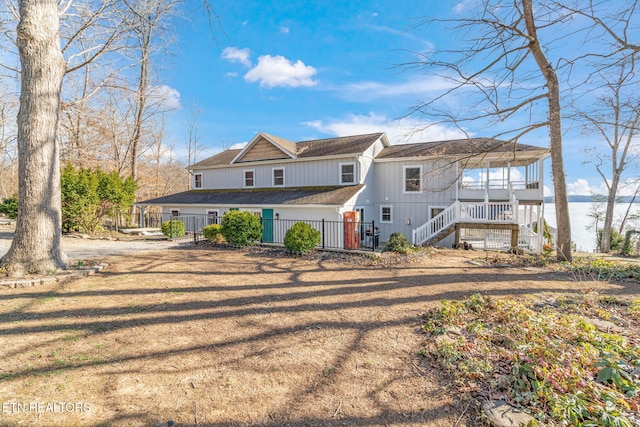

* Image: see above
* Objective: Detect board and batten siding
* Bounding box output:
[350,138,388,223]
[236,137,290,162]
[196,157,360,189]
[373,159,458,242]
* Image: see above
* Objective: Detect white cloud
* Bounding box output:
[453,0,477,14]
[229,142,248,150]
[338,76,454,102]
[567,178,593,195]
[221,47,252,67]
[244,55,317,88]
[564,177,640,197]
[280,26,290,34]
[148,85,181,111]
[303,112,468,144]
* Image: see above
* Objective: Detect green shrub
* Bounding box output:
[203,223,224,243]
[597,229,624,252]
[60,164,137,233]
[161,220,186,238]
[284,222,321,254]
[220,211,261,245]
[0,195,18,219]
[383,232,414,254]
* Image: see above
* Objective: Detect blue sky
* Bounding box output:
[157,0,638,197]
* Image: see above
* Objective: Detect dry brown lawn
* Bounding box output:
[1,246,638,427]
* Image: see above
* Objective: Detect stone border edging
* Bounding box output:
[0,263,108,289]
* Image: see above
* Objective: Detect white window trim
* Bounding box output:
[272,167,285,187]
[430,206,446,219]
[243,169,255,188]
[339,162,357,185]
[170,208,180,217]
[207,209,219,216]
[194,173,203,189]
[403,165,423,194]
[380,205,393,223]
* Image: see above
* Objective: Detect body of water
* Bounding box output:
[544,202,640,252]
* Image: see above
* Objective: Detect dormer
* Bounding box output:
[231,132,297,163]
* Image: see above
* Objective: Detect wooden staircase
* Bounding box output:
[412,201,522,247]
[423,225,456,246]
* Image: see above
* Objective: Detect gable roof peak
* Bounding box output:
[231,132,298,164]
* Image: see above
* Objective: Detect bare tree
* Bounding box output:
[578,58,640,252]
[410,0,573,260]
[0,0,67,275]
[118,0,178,183]
[0,0,213,276]
[185,101,201,169]
[586,195,606,248]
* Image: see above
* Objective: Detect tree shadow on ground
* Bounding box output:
[0,246,633,426]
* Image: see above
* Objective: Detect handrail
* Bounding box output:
[412,201,460,245]
[412,201,519,246]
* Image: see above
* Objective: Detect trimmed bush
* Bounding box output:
[284,222,321,254]
[383,232,414,254]
[161,220,186,238]
[0,195,18,220]
[203,223,224,243]
[220,211,261,245]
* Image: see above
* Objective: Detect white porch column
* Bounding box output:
[484,160,490,202]
[139,206,145,227]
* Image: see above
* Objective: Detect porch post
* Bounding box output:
[484,160,490,202]
[507,161,512,198]
[511,225,519,250]
[139,206,145,227]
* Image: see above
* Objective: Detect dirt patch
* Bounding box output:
[1,246,638,426]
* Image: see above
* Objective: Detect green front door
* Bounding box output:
[262,209,274,243]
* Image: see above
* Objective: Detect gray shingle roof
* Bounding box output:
[191,149,242,168]
[190,133,385,169]
[295,133,385,157]
[376,138,548,159]
[137,184,365,206]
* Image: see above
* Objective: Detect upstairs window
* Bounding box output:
[404,166,422,193]
[194,173,203,188]
[273,168,284,186]
[340,163,356,184]
[244,170,255,187]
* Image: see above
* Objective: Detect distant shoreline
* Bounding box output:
[545,196,639,203]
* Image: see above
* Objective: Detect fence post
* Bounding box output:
[260,217,263,243]
[321,219,325,249]
[372,220,376,251]
[170,219,173,240]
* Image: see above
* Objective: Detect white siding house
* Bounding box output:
[137,132,550,253]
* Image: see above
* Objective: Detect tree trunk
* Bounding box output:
[601,175,620,253]
[0,0,68,276]
[522,0,572,262]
